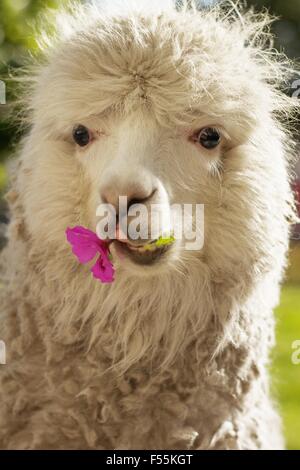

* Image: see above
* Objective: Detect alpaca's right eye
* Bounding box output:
[195,127,221,150]
[72,125,92,147]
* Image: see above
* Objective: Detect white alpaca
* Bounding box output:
[0,0,298,449]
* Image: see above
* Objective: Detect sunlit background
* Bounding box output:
[0,0,299,449]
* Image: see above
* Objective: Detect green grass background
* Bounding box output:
[272,249,300,449]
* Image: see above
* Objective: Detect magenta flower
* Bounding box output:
[66,226,114,283]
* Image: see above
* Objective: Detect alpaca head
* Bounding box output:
[18,1,297,282]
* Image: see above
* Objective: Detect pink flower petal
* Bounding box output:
[67,226,99,242]
[91,255,115,283]
[66,226,115,283]
[66,227,99,264]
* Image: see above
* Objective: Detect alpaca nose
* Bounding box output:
[100,178,156,214]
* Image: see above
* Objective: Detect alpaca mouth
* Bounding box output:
[114,240,171,265]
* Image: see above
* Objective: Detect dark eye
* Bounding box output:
[195,127,221,149]
[72,125,92,147]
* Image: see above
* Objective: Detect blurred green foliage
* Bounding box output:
[0,0,68,63]
[0,0,69,161]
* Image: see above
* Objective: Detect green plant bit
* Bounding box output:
[143,234,175,251]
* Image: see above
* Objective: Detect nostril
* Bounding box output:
[127,189,157,211]
[100,184,157,213]
[128,197,143,209]
[101,194,108,205]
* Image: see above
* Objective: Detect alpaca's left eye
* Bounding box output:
[194,127,221,150]
[72,125,92,147]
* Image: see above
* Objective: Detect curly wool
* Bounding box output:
[0,0,298,449]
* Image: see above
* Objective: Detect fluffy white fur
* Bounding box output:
[0,0,298,449]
